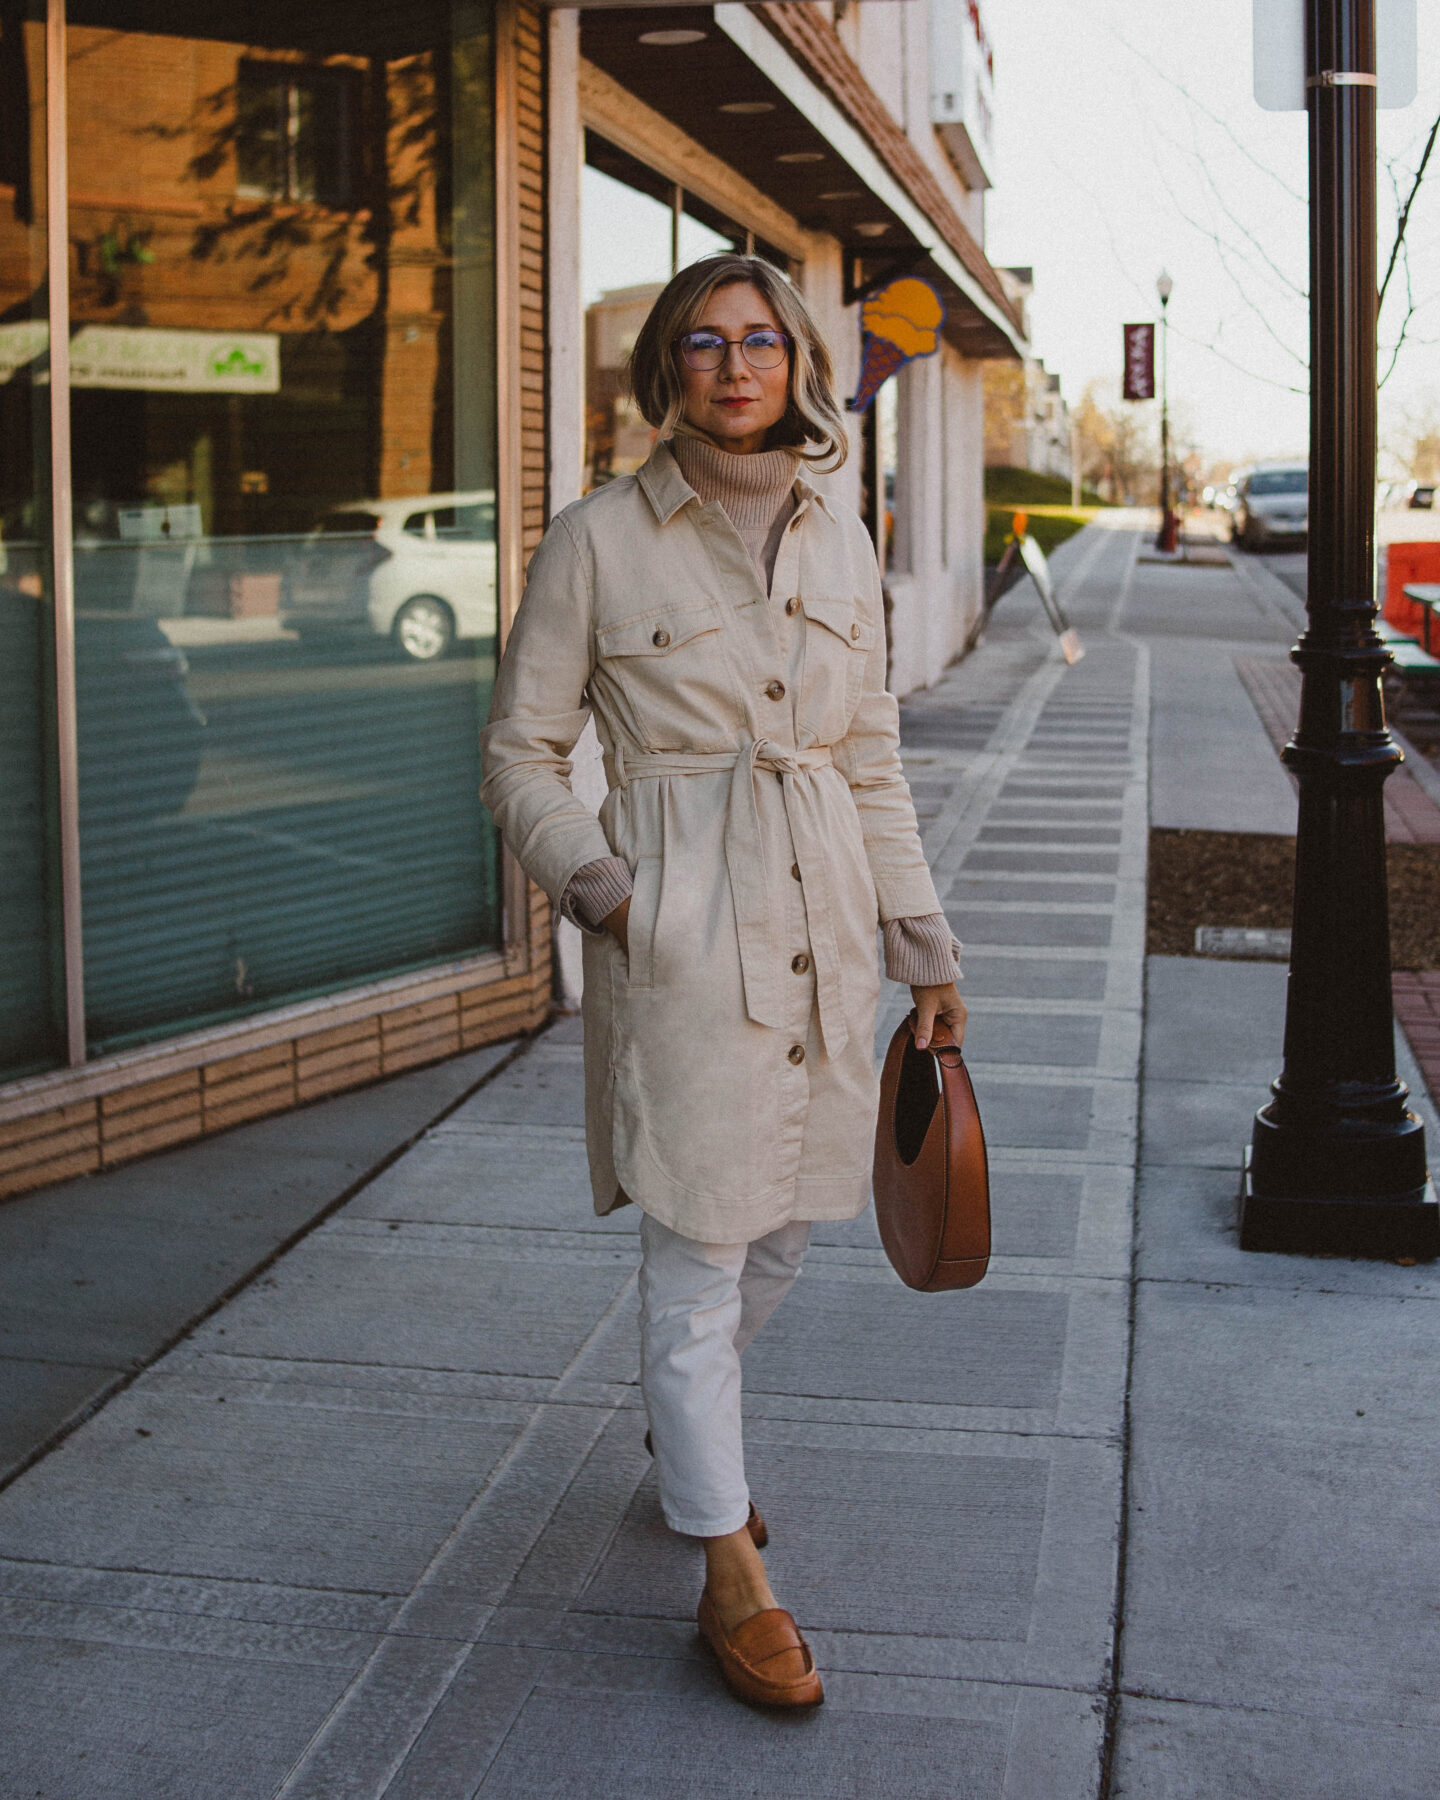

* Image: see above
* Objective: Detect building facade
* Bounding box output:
[982,268,1073,482]
[1,0,1023,1198]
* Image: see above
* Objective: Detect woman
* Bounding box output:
[480,254,965,1709]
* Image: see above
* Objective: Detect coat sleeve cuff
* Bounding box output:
[883,914,963,986]
[560,858,634,933]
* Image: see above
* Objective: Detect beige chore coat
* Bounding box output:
[479,441,945,1244]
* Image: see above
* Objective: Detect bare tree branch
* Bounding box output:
[1378,107,1439,315]
[1175,114,1308,302]
[1379,236,1416,388]
[1111,28,1308,206]
[1146,150,1309,369]
[1169,317,1309,395]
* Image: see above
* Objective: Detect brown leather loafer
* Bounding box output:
[644,1432,769,1548]
[697,1589,824,1710]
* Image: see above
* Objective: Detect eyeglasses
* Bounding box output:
[676,329,791,372]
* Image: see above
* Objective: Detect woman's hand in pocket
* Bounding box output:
[912,982,966,1052]
[602,895,632,956]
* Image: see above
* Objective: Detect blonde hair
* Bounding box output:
[627,254,849,472]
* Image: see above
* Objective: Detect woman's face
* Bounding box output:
[677,281,791,455]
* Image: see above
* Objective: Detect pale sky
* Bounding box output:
[983,0,1439,469]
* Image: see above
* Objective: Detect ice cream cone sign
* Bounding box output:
[849,277,945,412]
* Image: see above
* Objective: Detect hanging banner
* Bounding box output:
[1123,322,1155,401]
[849,277,946,413]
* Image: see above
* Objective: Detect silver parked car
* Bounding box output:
[282,492,497,660]
[1232,463,1308,550]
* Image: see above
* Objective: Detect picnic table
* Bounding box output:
[1402,583,1440,655]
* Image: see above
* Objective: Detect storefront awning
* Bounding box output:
[577,4,1025,360]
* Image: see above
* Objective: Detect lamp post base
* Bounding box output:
[1239,1151,1440,1258]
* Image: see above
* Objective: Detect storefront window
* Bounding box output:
[64,1,501,1052]
[581,134,788,493]
[0,3,64,1080]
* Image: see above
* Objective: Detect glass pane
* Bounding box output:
[0,2,64,1080]
[67,0,500,1054]
[582,140,737,494]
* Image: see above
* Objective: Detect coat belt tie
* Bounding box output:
[612,739,849,1058]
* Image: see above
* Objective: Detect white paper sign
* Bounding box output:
[1254,0,1417,110]
[117,504,205,542]
[68,327,280,393]
[0,320,48,380]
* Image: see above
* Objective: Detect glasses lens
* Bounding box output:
[742,330,788,369]
[679,332,725,370]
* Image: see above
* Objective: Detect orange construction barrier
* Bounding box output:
[1385,542,1440,633]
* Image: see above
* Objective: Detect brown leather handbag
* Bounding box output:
[873,1012,990,1291]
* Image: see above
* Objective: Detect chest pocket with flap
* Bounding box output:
[592,601,732,750]
[798,593,873,737]
[595,602,724,660]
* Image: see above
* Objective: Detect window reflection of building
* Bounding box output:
[585,282,661,490]
[235,61,361,208]
[62,9,494,554]
[0,1,506,1070]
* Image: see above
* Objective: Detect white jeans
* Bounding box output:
[637,1211,810,1537]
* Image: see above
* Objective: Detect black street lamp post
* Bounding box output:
[1155,270,1179,553]
[1240,0,1436,1256]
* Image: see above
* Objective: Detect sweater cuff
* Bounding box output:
[561,857,634,933]
[884,914,963,987]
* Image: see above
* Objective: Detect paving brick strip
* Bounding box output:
[1234,654,1440,846]
[1229,653,1440,1111]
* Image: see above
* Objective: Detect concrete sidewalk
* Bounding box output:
[2,521,1438,1797]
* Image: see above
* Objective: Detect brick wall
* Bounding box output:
[0,951,553,1202]
[517,0,548,558]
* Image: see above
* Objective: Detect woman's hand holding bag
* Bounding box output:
[911,981,966,1051]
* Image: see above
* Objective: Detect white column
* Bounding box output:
[799,237,864,519]
[946,355,986,657]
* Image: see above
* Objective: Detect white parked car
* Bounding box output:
[282,492,496,660]
[1231,463,1308,550]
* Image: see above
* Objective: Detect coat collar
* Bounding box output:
[636,437,834,527]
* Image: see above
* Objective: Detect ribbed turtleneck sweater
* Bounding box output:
[668,433,799,590]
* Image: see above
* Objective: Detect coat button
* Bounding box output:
[791,953,810,974]
[765,680,786,701]
[785,596,800,616]
[787,1043,805,1065]
[850,623,861,640]
[791,863,801,880]
[789,515,802,532]
[652,627,670,647]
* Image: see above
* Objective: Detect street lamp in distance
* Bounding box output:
[1155,269,1179,553]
